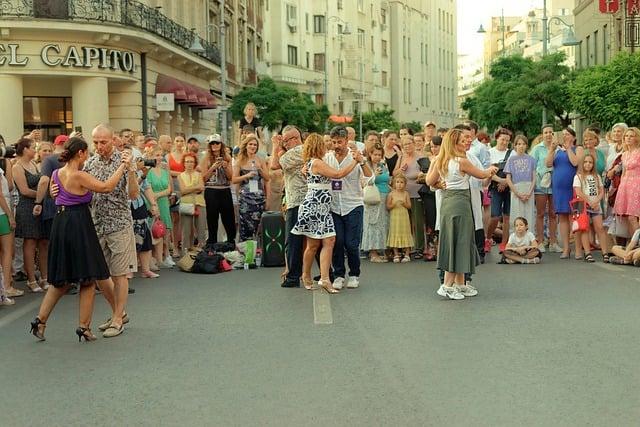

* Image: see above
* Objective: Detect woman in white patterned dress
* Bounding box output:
[291,134,359,294]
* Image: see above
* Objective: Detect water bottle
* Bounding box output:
[255,249,262,267]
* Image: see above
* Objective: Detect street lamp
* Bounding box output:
[477,9,505,57]
[323,13,351,128]
[541,0,580,125]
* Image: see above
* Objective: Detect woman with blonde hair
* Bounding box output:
[36,141,54,164]
[426,129,497,300]
[291,133,360,293]
[613,127,640,236]
[232,133,270,241]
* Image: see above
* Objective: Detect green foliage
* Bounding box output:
[358,108,400,139]
[463,53,574,139]
[401,121,423,134]
[229,77,329,132]
[569,52,640,129]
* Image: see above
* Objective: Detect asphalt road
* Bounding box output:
[1,251,639,426]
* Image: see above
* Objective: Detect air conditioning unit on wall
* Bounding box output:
[287,19,297,33]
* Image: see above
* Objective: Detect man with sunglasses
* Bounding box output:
[270,126,306,287]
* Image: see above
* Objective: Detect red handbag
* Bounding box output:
[569,196,589,232]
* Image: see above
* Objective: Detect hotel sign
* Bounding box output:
[0,43,135,73]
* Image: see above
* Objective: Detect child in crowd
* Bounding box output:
[502,217,541,264]
[505,135,536,233]
[609,227,640,265]
[573,153,609,262]
[386,174,414,263]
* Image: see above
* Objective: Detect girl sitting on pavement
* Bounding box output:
[386,174,414,263]
[609,227,640,266]
[573,153,609,263]
[502,217,541,264]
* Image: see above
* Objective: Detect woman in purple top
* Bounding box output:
[30,137,131,342]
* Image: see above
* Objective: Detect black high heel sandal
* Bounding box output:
[30,318,46,341]
[75,327,97,342]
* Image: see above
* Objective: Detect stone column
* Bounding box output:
[0,75,24,144]
[71,77,109,144]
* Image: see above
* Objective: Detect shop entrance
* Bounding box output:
[23,96,72,142]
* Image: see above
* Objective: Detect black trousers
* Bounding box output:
[204,188,236,244]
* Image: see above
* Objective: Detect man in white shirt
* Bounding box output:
[325,126,371,290]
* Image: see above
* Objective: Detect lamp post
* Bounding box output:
[477,8,505,56]
[541,0,580,126]
[323,11,351,129]
[219,0,228,145]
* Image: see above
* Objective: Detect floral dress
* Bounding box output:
[291,159,335,239]
[614,150,640,217]
[238,163,266,241]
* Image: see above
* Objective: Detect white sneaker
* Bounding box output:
[332,277,345,290]
[457,284,478,297]
[346,276,359,288]
[549,243,563,253]
[163,257,176,268]
[538,243,546,253]
[436,285,465,300]
[0,295,15,306]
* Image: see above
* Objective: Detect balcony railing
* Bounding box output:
[0,0,221,66]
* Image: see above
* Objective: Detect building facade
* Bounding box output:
[262,0,458,127]
[573,0,637,69]
[0,0,264,144]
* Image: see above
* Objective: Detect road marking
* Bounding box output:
[0,298,40,330]
[594,262,626,272]
[313,288,333,325]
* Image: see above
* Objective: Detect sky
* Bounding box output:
[457,0,541,56]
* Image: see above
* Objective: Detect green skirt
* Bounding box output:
[437,189,479,274]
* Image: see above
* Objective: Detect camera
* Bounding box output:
[0,145,16,159]
[143,159,157,168]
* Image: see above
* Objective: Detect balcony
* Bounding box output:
[0,0,221,66]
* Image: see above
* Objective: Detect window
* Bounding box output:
[305,13,309,31]
[420,42,424,64]
[425,83,429,106]
[593,30,598,65]
[313,15,325,33]
[359,62,364,80]
[314,53,325,71]
[408,78,412,104]
[381,40,388,57]
[380,8,386,25]
[403,36,406,58]
[358,29,365,48]
[381,71,388,87]
[357,0,364,13]
[337,24,343,34]
[338,101,344,114]
[315,94,324,105]
[338,60,344,76]
[403,78,407,103]
[353,101,359,114]
[371,35,374,53]
[286,4,296,21]
[306,51,309,68]
[425,43,428,65]
[407,37,411,60]
[603,24,608,64]
[337,0,343,10]
[287,45,298,65]
[586,35,590,67]
[369,102,375,112]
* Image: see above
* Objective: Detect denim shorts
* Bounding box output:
[490,188,511,217]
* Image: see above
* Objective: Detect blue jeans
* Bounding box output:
[332,206,364,278]
[284,206,303,285]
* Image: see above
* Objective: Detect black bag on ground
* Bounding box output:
[191,250,224,274]
[207,242,235,253]
[259,211,286,267]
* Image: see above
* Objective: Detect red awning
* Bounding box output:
[155,75,188,101]
[156,74,214,108]
[329,115,353,123]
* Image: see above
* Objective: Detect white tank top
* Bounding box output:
[444,158,470,190]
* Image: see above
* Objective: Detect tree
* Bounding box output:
[462,53,574,138]
[356,108,400,140]
[229,77,329,133]
[401,121,423,134]
[569,52,640,129]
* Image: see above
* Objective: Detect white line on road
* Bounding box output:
[313,288,333,325]
[0,298,40,330]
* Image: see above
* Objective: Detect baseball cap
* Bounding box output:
[207,134,222,144]
[54,135,69,146]
[424,121,436,128]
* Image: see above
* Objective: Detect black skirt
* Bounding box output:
[47,204,110,287]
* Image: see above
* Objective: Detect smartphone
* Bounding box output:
[74,126,82,133]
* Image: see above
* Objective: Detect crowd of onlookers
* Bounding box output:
[1,104,639,307]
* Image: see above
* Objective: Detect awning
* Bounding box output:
[155,74,215,109]
[329,115,353,123]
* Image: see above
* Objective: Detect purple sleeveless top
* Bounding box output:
[52,170,93,206]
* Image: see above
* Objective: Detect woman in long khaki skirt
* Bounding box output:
[426,129,497,300]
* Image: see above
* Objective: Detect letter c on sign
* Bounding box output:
[41,44,62,66]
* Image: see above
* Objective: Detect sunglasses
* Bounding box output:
[209,140,222,145]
